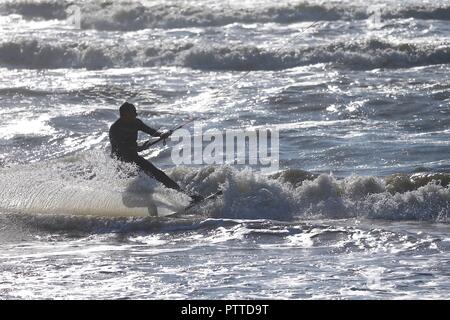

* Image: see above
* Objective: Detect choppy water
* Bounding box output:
[0,0,450,299]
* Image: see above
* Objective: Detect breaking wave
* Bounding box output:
[0,39,118,69]
[0,39,196,69]
[1,1,450,30]
[183,167,450,222]
[73,1,353,31]
[1,151,449,227]
[0,0,68,20]
[180,40,450,71]
[1,38,449,70]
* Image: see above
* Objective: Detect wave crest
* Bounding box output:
[1,153,450,223]
[1,38,449,71]
[180,40,450,71]
[2,1,450,30]
[0,39,115,69]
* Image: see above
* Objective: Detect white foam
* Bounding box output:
[1,36,450,71]
[3,1,449,30]
[1,156,449,223]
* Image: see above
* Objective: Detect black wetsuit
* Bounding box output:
[109,118,181,191]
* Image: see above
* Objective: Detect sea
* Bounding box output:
[0,0,450,299]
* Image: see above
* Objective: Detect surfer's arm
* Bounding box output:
[137,119,162,137]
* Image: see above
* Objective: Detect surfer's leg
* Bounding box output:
[133,156,181,191]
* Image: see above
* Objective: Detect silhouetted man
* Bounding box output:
[109,102,186,193]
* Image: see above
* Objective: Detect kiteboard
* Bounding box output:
[168,190,223,217]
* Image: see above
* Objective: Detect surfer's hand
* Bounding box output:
[159,130,173,140]
[136,144,146,152]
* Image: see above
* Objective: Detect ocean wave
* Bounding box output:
[190,167,450,222]
[0,0,68,20]
[180,40,450,71]
[1,38,449,71]
[0,1,362,29]
[0,39,115,69]
[2,1,450,30]
[75,1,353,31]
[0,38,193,69]
[1,153,450,224]
[387,6,450,21]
